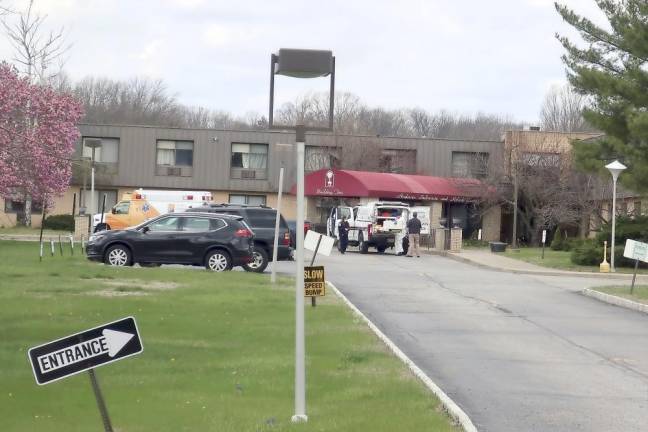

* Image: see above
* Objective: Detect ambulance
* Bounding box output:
[92,189,213,231]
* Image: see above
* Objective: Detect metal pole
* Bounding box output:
[88,369,114,432]
[69,235,74,256]
[631,259,639,295]
[91,165,96,221]
[309,234,323,308]
[512,164,518,249]
[58,235,63,256]
[611,176,617,272]
[100,194,107,226]
[292,125,307,423]
[38,206,46,262]
[271,167,285,284]
[50,239,55,256]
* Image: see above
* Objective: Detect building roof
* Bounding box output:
[293,169,487,202]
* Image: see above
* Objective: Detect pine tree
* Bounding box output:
[555,1,648,191]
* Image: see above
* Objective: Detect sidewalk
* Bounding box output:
[444,248,648,282]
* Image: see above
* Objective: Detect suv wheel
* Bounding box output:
[243,246,269,273]
[104,244,132,266]
[205,250,232,272]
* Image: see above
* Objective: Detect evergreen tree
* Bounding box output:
[555,1,648,191]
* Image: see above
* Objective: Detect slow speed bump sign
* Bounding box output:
[304,266,325,297]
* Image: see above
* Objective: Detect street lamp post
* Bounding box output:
[84,139,102,216]
[268,48,335,424]
[605,160,627,272]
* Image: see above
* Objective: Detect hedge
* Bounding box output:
[43,214,74,231]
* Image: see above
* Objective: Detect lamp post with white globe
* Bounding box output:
[605,160,627,272]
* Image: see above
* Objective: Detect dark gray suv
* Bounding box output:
[186,204,292,273]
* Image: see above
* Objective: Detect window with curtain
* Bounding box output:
[156,140,194,167]
[82,137,119,163]
[231,143,268,169]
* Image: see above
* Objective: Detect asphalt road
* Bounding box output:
[276,250,648,432]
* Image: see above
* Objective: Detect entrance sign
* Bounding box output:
[304,231,335,256]
[304,266,325,297]
[624,239,648,263]
[28,317,143,385]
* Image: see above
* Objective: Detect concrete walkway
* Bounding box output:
[447,248,648,283]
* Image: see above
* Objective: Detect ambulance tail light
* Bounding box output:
[282,231,291,246]
[135,194,142,199]
[367,223,373,240]
[184,195,194,200]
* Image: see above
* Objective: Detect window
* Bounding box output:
[182,217,212,232]
[380,149,417,174]
[82,137,119,163]
[231,143,268,179]
[451,152,490,179]
[305,146,338,171]
[229,194,266,206]
[246,209,276,228]
[4,200,43,213]
[157,140,193,167]
[521,152,561,167]
[113,201,130,215]
[147,217,181,232]
[81,189,118,214]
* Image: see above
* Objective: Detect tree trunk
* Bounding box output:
[24,195,32,227]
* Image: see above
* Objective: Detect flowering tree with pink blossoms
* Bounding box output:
[0,62,83,225]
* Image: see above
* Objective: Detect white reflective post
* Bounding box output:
[271,167,285,284]
[90,166,95,219]
[292,129,307,423]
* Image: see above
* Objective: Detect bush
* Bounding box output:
[463,239,489,248]
[570,240,648,268]
[570,240,601,266]
[595,215,648,244]
[43,214,74,231]
[550,230,568,251]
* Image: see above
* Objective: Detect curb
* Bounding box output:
[582,288,648,315]
[326,280,478,432]
[444,252,648,281]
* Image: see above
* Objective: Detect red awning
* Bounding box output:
[291,169,488,202]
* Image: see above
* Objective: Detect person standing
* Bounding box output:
[338,216,350,254]
[406,212,422,257]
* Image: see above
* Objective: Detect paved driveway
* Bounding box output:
[276,250,648,432]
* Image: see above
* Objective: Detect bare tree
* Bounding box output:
[2,0,69,83]
[540,84,594,132]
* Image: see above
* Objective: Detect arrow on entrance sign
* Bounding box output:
[28,317,143,385]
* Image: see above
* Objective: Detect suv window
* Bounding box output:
[147,216,181,232]
[182,217,212,232]
[246,209,276,228]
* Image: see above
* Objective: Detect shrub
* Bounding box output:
[43,214,74,231]
[463,239,489,248]
[570,241,648,268]
[595,215,648,244]
[570,240,601,266]
[550,229,568,251]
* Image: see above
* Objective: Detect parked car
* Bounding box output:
[286,219,312,248]
[86,212,254,272]
[186,204,292,273]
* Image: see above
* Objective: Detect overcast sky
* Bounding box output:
[0,0,606,123]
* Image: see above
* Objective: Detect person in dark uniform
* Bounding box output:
[338,216,350,254]
[406,212,422,257]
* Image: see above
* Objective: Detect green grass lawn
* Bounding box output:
[0,241,458,432]
[503,247,648,274]
[0,226,70,236]
[593,285,648,305]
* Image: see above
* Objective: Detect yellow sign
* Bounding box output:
[304,266,325,297]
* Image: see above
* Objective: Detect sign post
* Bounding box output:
[308,235,323,307]
[28,317,143,431]
[541,229,547,260]
[623,239,648,294]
